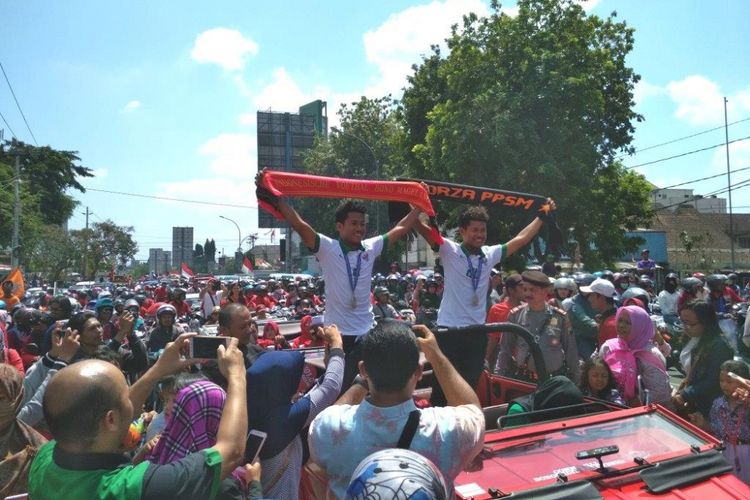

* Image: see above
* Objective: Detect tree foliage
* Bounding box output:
[301,96,410,271]
[70,220,138,278]
[401,0,652,267]
[0,140,93,265]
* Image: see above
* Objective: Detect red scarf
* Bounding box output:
[257,170,443,244]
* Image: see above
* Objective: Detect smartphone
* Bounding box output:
[56,320,69,337]
[245,429,267,463]
[189,336,230,359]
[310,315,324,328]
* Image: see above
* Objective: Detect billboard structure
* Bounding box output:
[257,100,327,270]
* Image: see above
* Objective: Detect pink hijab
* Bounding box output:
[616,305,654,351]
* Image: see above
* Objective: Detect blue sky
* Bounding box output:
[2,0,750,261]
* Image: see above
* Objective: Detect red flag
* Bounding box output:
[181,262,194,279]
[242,256,254,274]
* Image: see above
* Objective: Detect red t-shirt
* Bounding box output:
[598,313,618,346]
[487,300,514,342]
[170,300,192,317]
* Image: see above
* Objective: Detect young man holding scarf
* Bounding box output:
[416,202,556,406]
[256,172,422,389]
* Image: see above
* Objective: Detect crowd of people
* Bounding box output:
[2,180,750,496]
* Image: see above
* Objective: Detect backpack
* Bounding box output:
[603,338,638,401]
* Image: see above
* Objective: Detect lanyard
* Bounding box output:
[344,249,363,298]
[465,252,485,297]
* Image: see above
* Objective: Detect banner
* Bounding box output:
[2,267,24,298]
[257,170,443,244]
[180,263,195,279]
[389,178,563,256]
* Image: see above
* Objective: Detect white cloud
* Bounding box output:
[238,112,255,126]
[121,100,141,113]
[198,133,256,178]
[574,0,600,12]
[362,0,490,96]
[158,178,257,213]
[710,140,750,174]
[633,79,663,107]
[191,28,259,71]
[91,168,108,179]
[664,76,750,127]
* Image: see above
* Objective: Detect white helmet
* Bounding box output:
[345,448,447,500]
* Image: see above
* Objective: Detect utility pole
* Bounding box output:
[11,141,20,268]
[724,97,735,270]
[82,207,91,279]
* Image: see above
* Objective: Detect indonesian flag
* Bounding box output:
[181,262,194,279]
[2,267,24,298]
[241,256,254,274]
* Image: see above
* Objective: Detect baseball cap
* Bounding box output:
[580,278,615,298]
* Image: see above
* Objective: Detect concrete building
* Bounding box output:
[148,249,171,275]
[651,188,727,214]
[172,227,194,268]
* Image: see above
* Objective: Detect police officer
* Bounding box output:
[496,270,579,382]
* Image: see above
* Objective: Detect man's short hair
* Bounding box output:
[458,205,489,228]
[43,368,124,447]
[218,302,247,329]
[361,320,419,392]
[335,200,367,224]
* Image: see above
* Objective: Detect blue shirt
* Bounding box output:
[309,398,484,498]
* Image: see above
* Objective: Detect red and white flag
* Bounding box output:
[241,256,254,274]
[181,262,194,279]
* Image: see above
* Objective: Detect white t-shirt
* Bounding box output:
[657,290,679,316]
[201,290,222,317]
[314,233,385,336]
[437,238,505,327]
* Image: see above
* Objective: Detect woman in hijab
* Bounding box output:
[598,305,672,407]
[291,316,324,349]
[0,364,48,497]
[247,325,344,499]
[144,379,261,498]
[258,320,289,350]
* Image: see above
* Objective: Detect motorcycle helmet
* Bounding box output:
[156,304,177,318]
[345,449,447,500]
[706,274,727,291]
[692,272,706,283]
[553,277,577,292]
[681,277,703,294]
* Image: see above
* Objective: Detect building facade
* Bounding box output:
[172,227,194,268]
[148,249,171,275]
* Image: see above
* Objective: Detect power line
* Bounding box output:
[620,117,750,159]
[656,165,750,190]
[0,61,38,146]
[0,109,18,139]
[655,177,750,212]
[82,187,258,209]
[625,135,750,170]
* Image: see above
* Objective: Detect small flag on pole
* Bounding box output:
[241,256,254,274]
[181,263,195,279]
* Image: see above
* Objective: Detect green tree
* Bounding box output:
[402,0,652,267]
[24,224,79,281]
[71,220,138,278]
[0,140,94,268]
[301,96,409,271]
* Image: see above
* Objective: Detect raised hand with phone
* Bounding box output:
[412,324,480,408]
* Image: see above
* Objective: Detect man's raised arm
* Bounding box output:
[504,199,556,257]
[385,207,422,244]
[256,168,317,250]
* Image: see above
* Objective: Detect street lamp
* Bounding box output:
[330,126,380,234]
[219,215,242,273]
